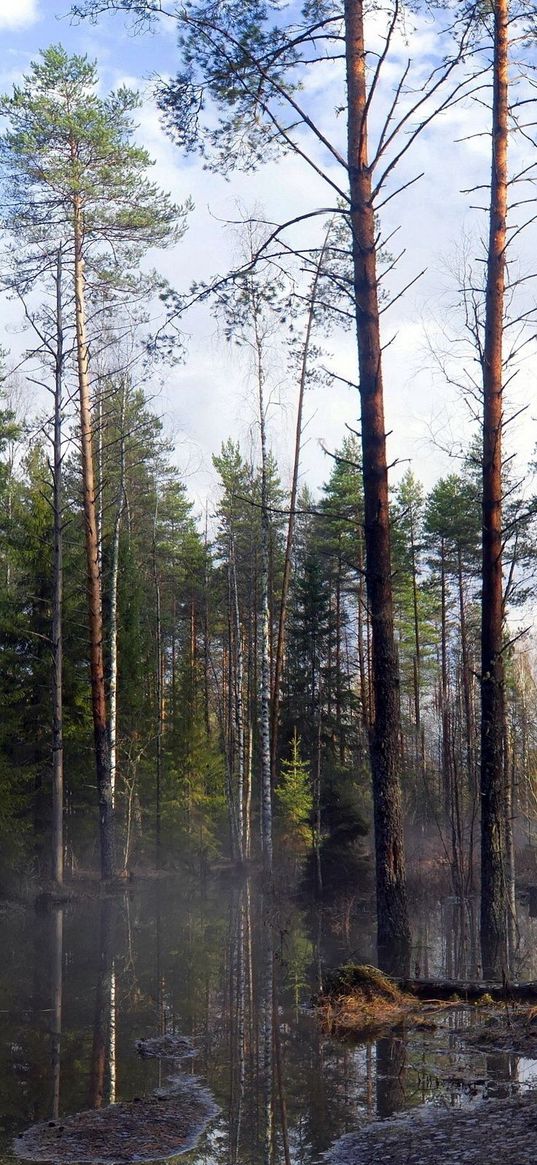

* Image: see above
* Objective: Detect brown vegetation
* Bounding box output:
[317,963,537,1042]
[317,964,422,1037]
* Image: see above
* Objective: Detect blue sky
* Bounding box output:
[1,1,536,522]
[0,0,367,510]
[0,0,183,98]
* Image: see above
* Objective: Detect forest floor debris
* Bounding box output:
[320,965,537,1164]
[135,1034,196,1060]
[13,1038,218,1164]
[318,963,537,1043]
[325,1092,537,1165]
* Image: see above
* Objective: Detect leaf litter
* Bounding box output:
[13,1035,218,1164]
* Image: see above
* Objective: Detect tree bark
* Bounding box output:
[51,246,64,888]
[50,906,63,1120]
[254,314,273,873]
[480,0,509,981]
[230,539,245,861]
[109,378,127,811]
[152,505,163,867]
[73,187,115,880]
[344,0,410,970]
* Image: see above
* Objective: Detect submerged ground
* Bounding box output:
[327,1093,537,1165]
[2,866,537,1164]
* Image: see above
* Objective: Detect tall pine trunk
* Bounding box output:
[51,247,64,888]
[73,189,115,880]
[480,0,508,980]
[344,0,410,968]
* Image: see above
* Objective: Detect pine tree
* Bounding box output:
[0,45,188,877]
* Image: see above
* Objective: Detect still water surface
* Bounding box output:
[1,870,537,1164]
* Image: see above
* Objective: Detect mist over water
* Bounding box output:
[1,872,537,1165]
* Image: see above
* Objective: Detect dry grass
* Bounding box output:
[318,964,422,1038]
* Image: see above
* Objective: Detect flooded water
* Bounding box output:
[1,869,537,1165]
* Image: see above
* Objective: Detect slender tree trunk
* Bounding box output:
[270,231,330,785]
[254,322,273,873]
[152,504,163,866]
[51,247,64,888]
[73,188,115,880]
[344,0,410,969]
[272,963,291,1165]
[50,906,63,1120]
[226,565,241,859]
[335,559,344,764]
[458,548,475,796]
[410,509,421,734]
[230,542,245,861]
[203,508,211,739]
[89,899,114,1108]
[408,506,424,780]
[314,701,323,895]
[262,904,274,1165]
[505,725,517,971]
[480,0,508,980]
[109,960,117,1104]
[260,470,272,871]
[357,535,370,743]
[96,379,103,574]
[109,378,127,810]
[440,539,451,818]
[458,546,477,894]
[245,720,253,860]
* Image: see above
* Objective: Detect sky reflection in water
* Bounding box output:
[1,873,537,1164]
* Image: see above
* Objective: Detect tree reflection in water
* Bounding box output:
[2,874,536,1165]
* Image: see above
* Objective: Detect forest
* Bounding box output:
[5,1,537,1163]
[3,3,537,1151]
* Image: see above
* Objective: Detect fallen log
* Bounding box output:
[321,964,537,1003]
[398,976,537,1001]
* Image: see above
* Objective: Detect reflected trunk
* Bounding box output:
[50,907,63,1120]
[375,1036,406,1119]
[89,899,116,1109]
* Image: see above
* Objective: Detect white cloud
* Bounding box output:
[0,0,39,30]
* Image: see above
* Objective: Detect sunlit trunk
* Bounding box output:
[73,185,115,880]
